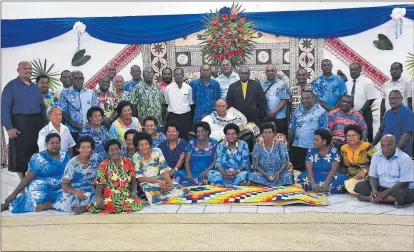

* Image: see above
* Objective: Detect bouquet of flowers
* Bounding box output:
[199,3,256,68]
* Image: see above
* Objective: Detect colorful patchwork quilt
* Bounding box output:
[164,185,327,206]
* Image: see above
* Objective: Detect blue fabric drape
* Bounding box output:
[2,4,413,48]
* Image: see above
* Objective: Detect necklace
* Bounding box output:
[225,140,239,156]
[262,140,275,155]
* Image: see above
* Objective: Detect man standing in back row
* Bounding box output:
[1,61,46,181]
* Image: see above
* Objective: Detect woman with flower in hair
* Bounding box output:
[88,139,143,214]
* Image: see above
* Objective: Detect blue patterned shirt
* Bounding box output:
[215,140,250,170]
[124,79,144,92]
[79,124,110,159]
[190,78,221,122]
[58,87,98,132]
[289,103,328,149]
[43,91,60,110]
[260,79,290,119]
[312,74,347,107]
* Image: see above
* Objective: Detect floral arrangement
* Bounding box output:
[198,3,256,68]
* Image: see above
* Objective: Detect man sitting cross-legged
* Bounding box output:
[355,134,414,208]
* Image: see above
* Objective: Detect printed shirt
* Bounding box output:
[79,124,110,158]
[260,78,290,119]
[132,148,171,178]
[369,148,414,189]
[189,78,221,122]
[124,79,144,93]
[311,74,347,107]
[109,117,142,145]
[328,108,367,141]
[215,71,240,99]
[290,84,311,115]
[114,91,131,105]
[58,87,98,132]
[381,76,412,111]
[130,82,165,127]
[43,91,60,110]
[95,90,117,119]
[289,103,328,149]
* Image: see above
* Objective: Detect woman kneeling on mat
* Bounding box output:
[51,136,103,214]
[249,122,292,187]
[2,133,71,213]
[87,139,143,214]
[207,123,250,186]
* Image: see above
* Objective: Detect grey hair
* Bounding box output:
[381,134,396,143]
[47,106,61,116]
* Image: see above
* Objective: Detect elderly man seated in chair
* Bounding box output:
[199,99,257,148]
[354,134,414,208]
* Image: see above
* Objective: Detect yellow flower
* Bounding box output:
[104,198,112,204]
[111,173,119,181]
[126,198,134,204]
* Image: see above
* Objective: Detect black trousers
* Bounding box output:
[8,114,43,173]
[275,118,288,137]
[289,146,308,172]
[362,107,373,142]
[167,111,193,141]
[355,180,414,205]
[71,132,80,156]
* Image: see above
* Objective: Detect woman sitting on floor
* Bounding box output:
[249,122,292,187]
[132,132,185,205]
[86,139,143,214]
[158,121,187,178]
[109,101,142,145]
[340,124,376,194]
[3,133,71,213]
[297,129,347,194]
[121,129,139,159]
[207,123,249,186]
[143,116,167,148]
[50,136,103,214]
[174,121,218,186]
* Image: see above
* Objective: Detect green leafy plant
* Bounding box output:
[30,58,60,91]
[198,3,257,68]
[406,52,414,76]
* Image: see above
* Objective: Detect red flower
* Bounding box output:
[212,18,219,24]
[106,201,116,213]
[210,52,216,57]
[121,201,132,212]
[231,9,239,16]
[231,43,236,47]
[218,54,225,61]
[238,28,245,33]
[230,15,236,21]
[221,14,228,20]
[210,41,216,46]
[211,26,216,30]
[114,180,120,187]
[226,51,234,59]
[103,188,112,198]
[240,17,246,24]
[219,39,224,44]
[134,198,141,204]
[236,49,243,55]
[121,180,129,188]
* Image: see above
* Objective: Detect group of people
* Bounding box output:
[1,58,414,214]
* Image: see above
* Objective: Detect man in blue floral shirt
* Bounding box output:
[37,75,59,113]
[124,65,143,92]
[190,64,221,122]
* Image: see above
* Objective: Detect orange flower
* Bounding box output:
[212,18,219,24]
[221,14,228,20]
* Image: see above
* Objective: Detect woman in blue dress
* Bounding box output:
[51,136,103,214]
[249,122,292,187]
[3,133,71,213]
[297,129,347,194]
[174,121,217,186]
[143,116,167,148]
[207,123,249,186]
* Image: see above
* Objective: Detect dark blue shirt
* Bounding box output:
[1,77,45,130]
[158,139,188,168]
[380,104,414,156]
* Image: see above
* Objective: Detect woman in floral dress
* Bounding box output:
[109,101,142,145]
[207,123,250,186]
[52,136,103,214]
[3,133,71,213]
[296,129,347,194]
[143,116,167,148]
[88,139,143,213]
[174,121,218,186]
[132,132,185,205]
[249,122,293,187]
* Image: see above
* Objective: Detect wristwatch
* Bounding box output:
[174,167,178,171]
[363,168,368,173]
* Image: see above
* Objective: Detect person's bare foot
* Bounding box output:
[73,206,87,215]
[394,201,404,209]
[35,202,53,212]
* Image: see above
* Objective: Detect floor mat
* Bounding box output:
[2,213,413,251]
[164,185,328,206]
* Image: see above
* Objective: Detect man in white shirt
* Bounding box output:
[165,68,194,140]
[215,59,240,99]
[38,106,75,156]
[346,62,381,141]
[380,62,412,119]
[202,99,248,141]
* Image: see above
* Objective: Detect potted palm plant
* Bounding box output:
[30,58,61,91]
